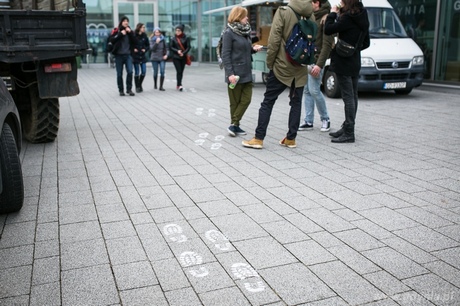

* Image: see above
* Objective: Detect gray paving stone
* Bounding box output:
[101,220,137,240]
[211,213,268,241]
[333,208,364,222]
[153,258,190,291]
[184,261,234,294]
[30,282,61,306]
[382,237,437,264]
[259,262,335,304]
[112,261,158,290]
[61,238,109,270]
[359,207,420,231]
[396,206,454,228]
[351,219,396,240]
[327,244,381,274]
[62,264,118,305]
[233,237,297,270]
[423,260,460,288]
[59,203,98,225]
[310,260,386,304]
[391,291,444,305]
[0,245,33,269]
[403,273,460,305]
[334,228,385,251]
[364,270,410,296]
[186,187,227,203]
[95,202,130,223]
[118,186,149,214]
[431,247,460,269]
[164,287,202,306]
[309,231,343,248]
[35,221,58,242]
[0,221,36,248]
[32,256,60,285]
[362,247,428,279]
[261,220,310,244]
[59,220,103,243]
[285,239,336,266]
[150,206,185,223]
[323,189,382,211]
[199,286,251,306]
[301,296,349,305]
[105,236,147,265]
[393,225,459,252]
[34,239,59,259]
[0,265,32,298]
[302,207,355,233]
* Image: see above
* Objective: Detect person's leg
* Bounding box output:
[352,75,359,120]
[126,56,134,94]
[286,83,303,141]
[173,59,183,88]
[254,71,287,140]
[152,61,159,89]
[159,61,166,91]
[332,74,355,142]
[178,59,186,88]
[232,82,253,127]
[302,77,315,126]
[311,69,329,122]
[115,55,124,93]
[133,62,140,92]
[139,62,146,91]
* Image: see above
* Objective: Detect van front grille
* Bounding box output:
[377,61,410,69]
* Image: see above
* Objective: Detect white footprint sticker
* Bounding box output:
[198,132,209,138]
[214,135,225,141]
[189,266,209,278]
[179,251,203,267]
[205,230,231,251]
[195,139,206,146]
[163,224,187,243]
[195,108,204,115]
[210,143,222,150]
[231,263,265,293]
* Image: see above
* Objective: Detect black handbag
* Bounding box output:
[335,31,364,57]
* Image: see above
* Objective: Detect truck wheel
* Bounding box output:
[0,123,24,214]
[324,70,341,98]
[22,86,59,143]
[262,72,268,85]
[394,88,412,95]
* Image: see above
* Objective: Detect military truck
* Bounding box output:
[0,0,87,143]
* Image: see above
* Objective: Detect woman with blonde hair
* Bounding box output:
[222,6,262,137]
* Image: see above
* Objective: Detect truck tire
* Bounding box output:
[394,88,412,95]
[0,123,24,214]
[324,70,341,98]
[22,85,59,143]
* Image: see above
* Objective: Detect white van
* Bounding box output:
[323,0,425,98]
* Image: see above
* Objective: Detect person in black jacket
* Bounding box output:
[324,0,370,143]
[169,24,190,91]
[110,16,137,96]
[132,23,149,93]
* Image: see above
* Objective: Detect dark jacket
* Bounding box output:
[169,35,190,61]
[266,0,314,87]
[150,36,168,61]
[222,27,255,84]
[314,2,334,69]
[132,32,149,64]
[110,27,136,56]
[324,2,370,76]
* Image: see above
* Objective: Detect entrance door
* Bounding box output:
[114,0,157,34]
[435,0,460,82]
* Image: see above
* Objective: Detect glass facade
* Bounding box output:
[85,0,459,85]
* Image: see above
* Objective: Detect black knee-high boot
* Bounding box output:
[134,76,141,93]
[139,75,145,92]
[154,76,158,89]
[159,76,165,91]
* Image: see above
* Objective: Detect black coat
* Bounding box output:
[324,2,370,76]
[132,32,149,64]
[169,35,190,61]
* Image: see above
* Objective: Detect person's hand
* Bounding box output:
[310,65,321,77]
[134,48,138,53]
[121,29,127,35]
[228,75,238,84]
[125,27,131,33]
[156,37,160,43]
[178,50,183,56]
[253,44,263,52]
[163,55,168,60]
[141,49,145,52]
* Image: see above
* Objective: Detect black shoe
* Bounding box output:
[136,87,141,93]
[331,134,355,143]
[299,123,313,131]
[329,128,344,138]
[127,90,135,96]
[233,126,247,135]
[119,91,125,96]
[227,125,237,137]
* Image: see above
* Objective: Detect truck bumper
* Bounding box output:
[358,66,424,91]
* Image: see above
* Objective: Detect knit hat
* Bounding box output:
[153,27,161,33]
[175,24,185,32]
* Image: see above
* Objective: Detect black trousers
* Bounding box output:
[173,58,186,86]
[337,74,359,130]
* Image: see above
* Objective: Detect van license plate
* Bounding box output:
[383,82,406,89]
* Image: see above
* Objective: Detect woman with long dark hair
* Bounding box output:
[132,23,149,92]
[325,0,370,143]
[169,24,190,91]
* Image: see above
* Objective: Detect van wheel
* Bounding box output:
[324,70,341,98]
[21,85,59,143]
[394,88,412,95]
[262,72,268,85]
[0,123,24,214]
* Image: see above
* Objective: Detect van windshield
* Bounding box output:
[367,8,408,38]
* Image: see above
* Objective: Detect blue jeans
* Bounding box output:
[303,68,329,124]
[255,70,303,140]
[152,60,166,78]
[115,54,133,92]
[134,62,147,77]
[337,74,359,128]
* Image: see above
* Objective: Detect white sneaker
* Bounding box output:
[321,120,331,132]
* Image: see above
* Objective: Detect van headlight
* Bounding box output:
[361,57,375,67]
[412,56,424,66]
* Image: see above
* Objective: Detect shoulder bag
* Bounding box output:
[335,31,364,57]
[176,38,191,65]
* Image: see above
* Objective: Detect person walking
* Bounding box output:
[242,0,313,149]
[132,23,149,93]
[222,6,263,137]
[299,0,334,132]
[169,24,190,91]
[110,16,136,96]
[150,27,168,91]
[324,0,370,143]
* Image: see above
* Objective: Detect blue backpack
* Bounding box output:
[285,7,317,66]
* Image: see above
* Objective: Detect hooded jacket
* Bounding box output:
[266,0,314,87]
[313,1,334,68]
[324,1,370,76]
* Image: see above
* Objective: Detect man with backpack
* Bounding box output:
[299,0,334,132]
[242,0,314,149]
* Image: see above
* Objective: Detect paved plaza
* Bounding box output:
[0,63,459,305]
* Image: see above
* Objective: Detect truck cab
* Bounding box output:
[323,0,424,98]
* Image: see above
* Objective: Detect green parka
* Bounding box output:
[266,0,314,87]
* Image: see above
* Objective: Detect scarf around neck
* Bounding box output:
[227,22,251,36]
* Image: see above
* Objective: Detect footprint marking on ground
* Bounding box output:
[205,229,231,251]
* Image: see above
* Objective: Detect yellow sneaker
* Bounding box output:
[242,137,263,149]
[279,137,296,148]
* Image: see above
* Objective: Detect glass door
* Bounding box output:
[115,1,155,35]
[435,0,460,82]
